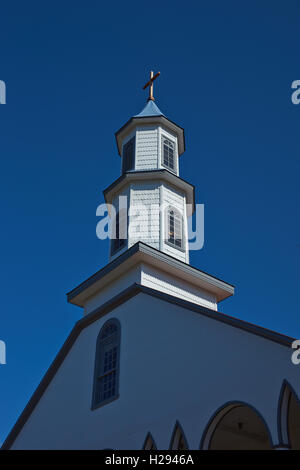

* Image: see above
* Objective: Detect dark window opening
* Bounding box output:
[122,137,135,173]
[111,209,126,256]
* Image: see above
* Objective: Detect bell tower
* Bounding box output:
[104,72,194,264]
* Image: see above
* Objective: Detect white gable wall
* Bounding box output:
[10,293,300,449]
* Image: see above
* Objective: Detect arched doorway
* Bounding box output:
[288,392,300,449]
[201,403,272,450]
[278,382,300,449]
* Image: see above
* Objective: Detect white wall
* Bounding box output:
[83,265,142,315]
[141,264,217,310]
[121,125,179,174]
[11,293,300,449]
[135,126,158,171]
[126,181,188,262]
[83,261,218,316]
[128,182,160,250]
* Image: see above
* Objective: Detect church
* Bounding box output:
[2,72,300,450]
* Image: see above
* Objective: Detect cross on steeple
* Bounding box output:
[142,70,160,102]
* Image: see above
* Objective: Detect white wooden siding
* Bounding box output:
[121,126,179,175]
[128,183,160,249]
[135,126,158,171]
[109,182,188,263]
[141,264,217,310]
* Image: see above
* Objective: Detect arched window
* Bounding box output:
[169,421,189,450]
[92,319,121,409]
[142,432,157,450]
[162,136,176,172]
[166,207,183,249]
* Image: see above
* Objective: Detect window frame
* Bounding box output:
[165,206,185,252]
[161,134,177,174]
[91,318,121,410]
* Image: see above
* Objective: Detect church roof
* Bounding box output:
[134,100,165,117]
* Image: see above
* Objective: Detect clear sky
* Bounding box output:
[0,0,299,445]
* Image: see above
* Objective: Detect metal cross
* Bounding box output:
[142,70,160,101]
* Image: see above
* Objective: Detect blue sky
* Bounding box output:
[0,0,299,444]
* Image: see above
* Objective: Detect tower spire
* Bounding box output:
[142,70,160,101]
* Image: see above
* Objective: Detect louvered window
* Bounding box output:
[111,208,126,255]
[122,137,135,173]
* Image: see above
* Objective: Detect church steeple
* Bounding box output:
[103,74,194,264]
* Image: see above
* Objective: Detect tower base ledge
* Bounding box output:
[67,242,234,315]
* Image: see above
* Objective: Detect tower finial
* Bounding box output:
[142,70,160,102]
